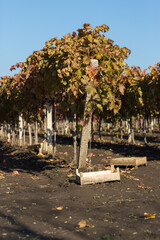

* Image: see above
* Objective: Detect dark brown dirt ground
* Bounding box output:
[0,131,160,240]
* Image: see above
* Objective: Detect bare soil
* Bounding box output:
[0,131,160,240]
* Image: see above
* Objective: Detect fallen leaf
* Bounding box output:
[0,174,5,179]
[49,159,54,162]
[87,224,95,228]
[144,212,156,219]
[31,176,40,180]
[63,152,68,155]
[138,185,152,190]
[37,153,45,157]
[55,206,63,210]
[67,173,73,178]
[78,220,87,228]
[39,185,48,188]
[13,171,19,175]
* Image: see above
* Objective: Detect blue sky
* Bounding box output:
[0,0,160,77]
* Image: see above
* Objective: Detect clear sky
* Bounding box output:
[0,0,160,77]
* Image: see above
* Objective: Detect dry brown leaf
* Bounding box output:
[39,185,48,188]
[121,173,139,181]
[138,185,152,190]
[78,220,87,228]
[31,176,40,180]
[63,152,68,155]
[0,174,5,179]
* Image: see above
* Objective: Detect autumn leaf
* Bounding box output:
[144,212,156,219]
[67,173,73,178]
[55,206,63,210]
[119,84,125,95]
[78,220,87,228]
[13,170,19,175]
[37,153,45,158]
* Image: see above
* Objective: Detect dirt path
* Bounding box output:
[0,137,160,240]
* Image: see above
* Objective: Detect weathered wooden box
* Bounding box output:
[110,156,147,168]
[76,167,120,185]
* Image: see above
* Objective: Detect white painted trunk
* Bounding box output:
[28,123,32,145]
[46,102,53,155]
[19,114,23,146]
[34,120,38,144]
[53,104,56,155]
[0,124,4,138]
[7,123,11,143]
[64,117,69,135]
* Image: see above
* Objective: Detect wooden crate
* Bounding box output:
[76,167,120,185]
[110,156,147,168]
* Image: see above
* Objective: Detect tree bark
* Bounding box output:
[98,115,102,141]
[128,117,135,144]
[72,113,77,166]
[143,117,147,144]
[43,108,47,152]
[120,119,124,141]
[78,93,92,170]
[23,120,26,146]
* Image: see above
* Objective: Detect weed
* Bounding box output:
[93,195,100,199]
[103,234,111,240]
[144,229,152,235]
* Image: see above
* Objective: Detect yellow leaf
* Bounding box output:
[49,159,54,162]
[37,153,44,157]
[67,173,73,178]
[55,206,63,210]
[78,220,87,228]
[144,213,156,219]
